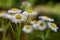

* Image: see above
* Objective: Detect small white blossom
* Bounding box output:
[22,25,33,33]
[22,10,37,16]
[30,20,38,30]
[0,11,6,17]
[8,8,22,14]
[21,2,31,6]
[37,20,47,31]
[10,13,27,23]
[48,22,59,32]
[39,16,54,22]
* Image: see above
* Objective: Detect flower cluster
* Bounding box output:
[0,8,59,34]
[22,16,59,33]
[0,8,37,24]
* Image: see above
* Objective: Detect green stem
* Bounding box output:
[45,29,51,40]
[2,31,6,40]
[16,23,21,40]
[9,22,14,33]
[42,32,45,40]
[26,15,33,24]
[40,31,45,40]
[1,19,6,40]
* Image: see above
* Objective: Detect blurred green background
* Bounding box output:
[0,0,60,40]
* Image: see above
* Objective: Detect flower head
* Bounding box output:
[22,25,33,33]
[30,20,38,30]
[37,20,47,31]
[0,11,6,17]
[48,22,59,32]
[8,8,22,14]
[21,2,31,6]
[11,13,27,23]
[22,10,37,16]
[39,16,54,22]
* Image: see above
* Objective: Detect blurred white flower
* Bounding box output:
[22,10,37,16]
[11,13,27,23]
[3,14,12,19]
[22,25,33,33]
[48,22,59,32]
[0,11,6,17]
[21,2,31,6]
[8,8,22,14]
[39,16,54,22]
[0,28,3,32]
[37,20,47,31]
[30,20,38,30]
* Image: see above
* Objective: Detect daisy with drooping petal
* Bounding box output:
[30,20,38,30]
[8,8,22,14]
[48,22,59,32]
[39,16,54,22]
[22,25,33,33]
[22,10,37,16]
[10,13,27,23]
[37,20,47,31]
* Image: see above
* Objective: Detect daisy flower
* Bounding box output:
[8,8,22,14]
[22,10,37,16]
[21,2,31,6]
[39,16,54,22]
[2,13,11,19]
[37,20,47,31]
[30,20,38,30]
[0,11,6,17]
[48,22,59,32]
[10,13,27,23]
[22,25,33,33]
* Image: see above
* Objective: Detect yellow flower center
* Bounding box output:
[50,23,56,28]
[0,11,4,14]
[33,20,37,24]
[12,8,17,11]
[15,14,22,19]
[40,22,44,27]
[26,25,30,30]
[44,16,49,18]
[27,10,32,13]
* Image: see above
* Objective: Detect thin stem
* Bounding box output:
[2,31,6,40]
[16,23,21,40]
[45,29,51,40]
[9,22,14,33]
[42,32,45,40]
[1,19,6,40]
[26,15,32,24]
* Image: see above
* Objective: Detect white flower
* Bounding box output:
[21,2,31,6]
[0,11,6,17]
[22,25,33,33]
[22,10,37,16]
[39,16,54,22]
[30,20,38,30]
[37,20,47,31]
[11,13,27,23]
[3,14,12,19]
[48,22,59,32]
[8,8,22,14]
[0,28,3,32]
